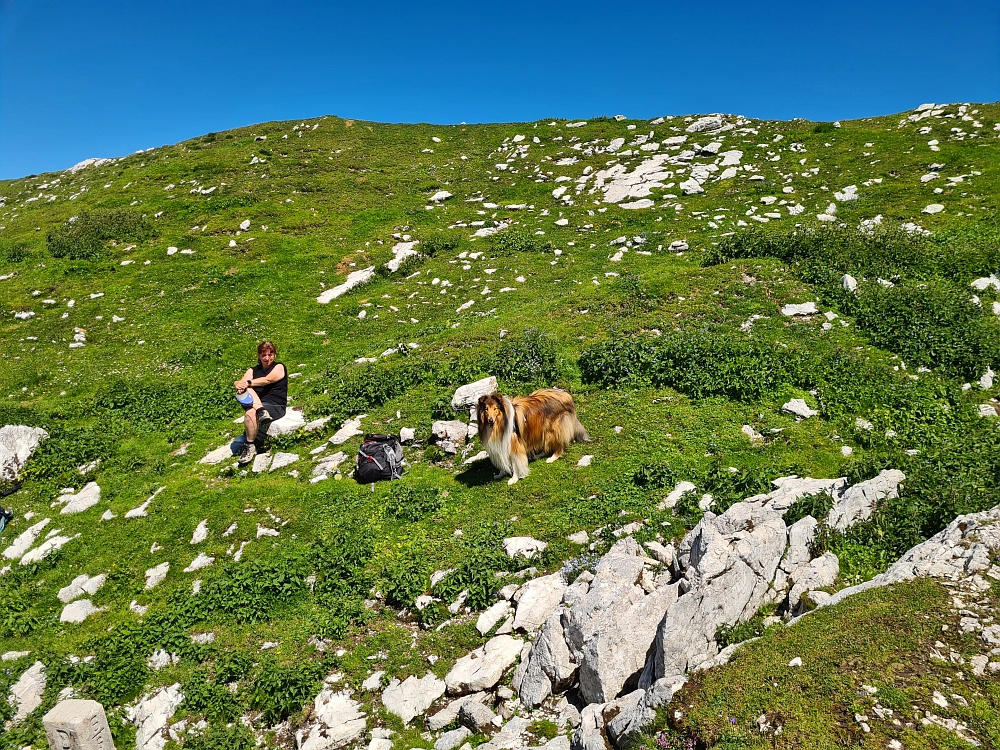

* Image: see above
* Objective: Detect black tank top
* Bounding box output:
[252,361,288,406]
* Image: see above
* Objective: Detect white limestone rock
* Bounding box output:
[268,407,307,436]
[436,727,473,750]
[445,635,524,695]
[513,572,567,632]
[191,519,209,544]
[60,599,106,623]
[452,376,498,419]
[318,267,376,303]
[146,562,170,590]
[20,533,77,565]
[382,673,447,724]
[58,482,101,515]
[503,536,548,560]
[513,610,577,707]
[477,600,513,635]
[297,688,367,750]
[9,660,46,723]
[787,553,840,614]
[781,302,818,316]
[645,502,787,683]
[269,451,299,471]
[0,425,48,481]
[782,399,818,419]
[3,517,50,560]
[686,115,724,133]
[129,683,184,750]
[826,469,905,532]
[658,481,697,510]
[57,573,106,603]
[183,553,215,573]
[330,417,364,445]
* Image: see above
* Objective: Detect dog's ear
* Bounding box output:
[477,394,488,407]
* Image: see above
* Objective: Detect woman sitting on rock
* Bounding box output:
[234,341,287,465]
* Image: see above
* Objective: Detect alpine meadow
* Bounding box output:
[2,104,1000,750]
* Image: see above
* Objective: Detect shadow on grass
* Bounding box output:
[454,458,497,487]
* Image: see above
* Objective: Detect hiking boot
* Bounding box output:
[237,442,257,466]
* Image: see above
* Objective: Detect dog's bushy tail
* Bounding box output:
[573,417,590,443]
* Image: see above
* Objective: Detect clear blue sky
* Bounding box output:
[2,0,998,179]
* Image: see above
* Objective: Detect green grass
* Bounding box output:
[2,104,1000,747]
[640,577,1000,749]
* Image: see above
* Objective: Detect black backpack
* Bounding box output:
[355,434,404,483]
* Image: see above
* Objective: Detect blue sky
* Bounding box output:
[1,0,998,179]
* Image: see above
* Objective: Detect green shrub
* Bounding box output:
[487,226,548,255]
[20,425,113,482]
[430,393,456,420]
[196,548,309,624]
[601,272,659,317]
[180,670,241,721]
[92,378,234,437]
[177,723,256,750]
[383,555,429,608]
[715,610,770,648]
[421,234,460,257]
[812,122,836,133]
[783,491,836,526]
[579,333,812,401]
[47,207,154,260]
[386,484,444,521]
[311,528,374,599]
[248,659,325,723]
[492,328,564,387]
[0,240,33,263]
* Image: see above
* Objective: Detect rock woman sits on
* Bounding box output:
[234,341,287,466]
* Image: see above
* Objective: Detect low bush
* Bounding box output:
[385,484,444,521]
[579,333,812,401]
[248,659,326,723]
[421,234,460,257]
[178,723,256,750]
[487,226,549,255]
[383,554,429,608]
[492,328,565,387]
[47,207,154,260]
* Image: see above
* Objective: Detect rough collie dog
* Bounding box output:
[477,389,589,485]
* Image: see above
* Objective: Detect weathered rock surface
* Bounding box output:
[806,504,1000,614]
[513,610,577,707]
[60,598,106,624]
[3,517,51,560]
[645,501,786,683]
[0,425,48,481]
[9,660,46,722]
[452,377,498,419]
[58,482,102,514]
[297,689,367,750]
[436,726,473,750]
[478,600,513,635]
[318,267,375,303]
[129,683,184,750]
[512,572,566,632]
[458,700,498,733]
[382,672,446,724]
[826,469,905,531]
[503,536,548,561]
[446,635,524,695]
[426,692,488,731]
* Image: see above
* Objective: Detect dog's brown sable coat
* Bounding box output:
[476,389,589,485]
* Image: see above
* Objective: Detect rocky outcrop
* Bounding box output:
[129,683,184,750]
[445,635,523,695]
[644,500,787,683]
[826,469,905,531]
[512,572,566,632]
[8,660,46,723]
[0,424,47,482]
[382,673,446,724]
[296,689,367,750]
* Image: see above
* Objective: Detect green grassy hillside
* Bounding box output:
[2,104,1000,749]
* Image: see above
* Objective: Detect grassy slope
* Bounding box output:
[1,105,999,748]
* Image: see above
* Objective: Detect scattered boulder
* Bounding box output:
[0,425,48,481]
[686,115,723,133]
[458,700,498,733]
[60,599,106,624]
[3,517,51,560]
[782,399,818,419]
[826,469,905,532]
[382,672,446,724]
[129,683,184,750]
[268,407,307,436]
[426,693,489,731]
[57,573,106,603]
[452,376,498,420]
[432,420,469,453]
[780,302,819,316]
[445,635,524,695]
[436,727,473,750]
[297,689,367,750]
[318,267,376,304]
[478,600,513,635]
[145,562,170,590]
[8,660,46,723]
[58,482,102,515]
[512,572,566,632]
[513,610,577,707]
[43,698,114,749]
[503,536,548,560]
